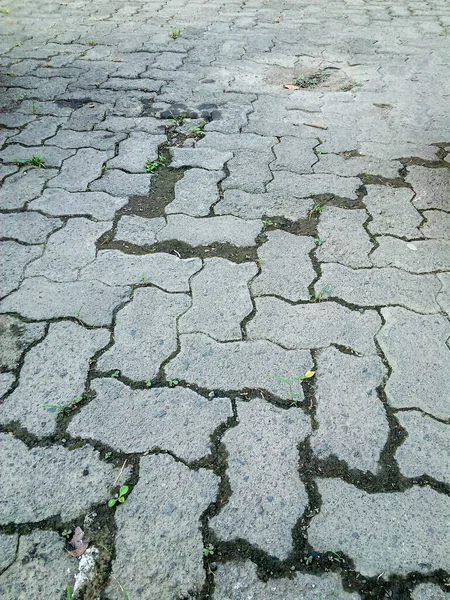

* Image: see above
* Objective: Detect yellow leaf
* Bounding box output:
[284,84,300,90]
[303,370,315,379]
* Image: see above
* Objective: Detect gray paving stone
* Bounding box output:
[0,212,63,243]
[0,241,42,298]
[271,136,316,174]
[0,277,130,326]
[0,373,15,398]
[28,189,128,220]
[316,263,441,314]
[9,116,63,145]
[396,411,450,485]
[316,207,373,267]
[69,378,232,461]
[45,128,124,150]
[97,115,166,134]
[197,132,275,153]
[407,166,450,211]
[251,230,315,301]
[371,237,450,273]
[0,433,121,523]
[0,531,77,600]
[0,164,18,183]
[437,273,450,316]
[213,561,361,600]
[63,103,107,131]
[248,297,381,355]
[0,167,59,209]
[167,334,313,401]
[412,583,450,600]
[311,347,388,473]
[420,210,450,239]
[98,287,190,380]
[170,147,233,170]
[114,215,166,245]
[221,149,273,193]
[108,132,166,173]
[158,214,262,246]
[309,479,450,577]
[211,398,311,558]
[81,250,201,291]
[267,172,361,200]
[0,145,75,168]
[107,454,218,600]
[0,315,45,370]
[215,189,313,221]
[0,321,109,435]
[89,168,151,196]
[0,533,17,574]
[47,147,106,192]
[166,168,223,216]
[179,258,257,341]
[365,185,423,238]
[26,218,109,281]
[314,153,401,179]
[377,308,450,420]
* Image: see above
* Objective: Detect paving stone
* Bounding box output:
[437,273,450,316]
[69,378,232,461]
[316,207,373,267]
[0,533,17,574]
[97,115,166,134]
[215,189,313,221]
[158,213,262,246]
[248,297,381,355]
[167,334,313,401]
[267,172,361,200]
[395,411,450,485]
[47,147,106,192]
[371,237,450,273]
[0,433,121,523]
[45,128,124,150]
[211,398,311,558]
[309,479,450,577]
[179,258,257,341]
[311,347,388,473]
[63,103,107,130]
[166,168,223,216]
[0,531,77,600]
[170,147,233,170]
[213,561,361,600]
[0,241,42,298]
[0,167,59,209]
[0,164,18,182]
[81,250,201,291]
[114,215,166,245]
[107,454,218,600]
[271,136,316,174]
[97,287,190,380]
[9,116,63,145]
[377,308,450,420]
[221,149,273,193]
[26,218,110,281]
[412,583,450,600]
[28,189,128,220]
[407,166,450,211]
[0,321,109,435]
[314,153,401,179]
[316,263,441,314]
[197,132,275,153]
[108,132,166,173]
[0,315,45,370]
[0,373,15,398]
[420,210,450,239]
[0,277,130,326]
[89,168,151,196]
[251,230,315,301]
[0,145,75,168]
[364,185,423,238]
[0,212,63,243]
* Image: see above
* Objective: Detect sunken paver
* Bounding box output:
[46,147,106,191]
[412,584,450,600]
[0,212,63,243]
[211,398,311,558]
[166,168,223,216]
[97,287,190,380]
[316,263,441,314]
[0,241,42,298]
[29,189,128,220]
[395,411,450,485]
[114,215,166,245]
[248,297,381,355]
[0,321,109,436]
[215,189,313,221]
[69,378,232,461]
[0,315,45,370]
[420,210,450,239]
[108,132,166,172]
[0,433,121,523]
[251,230,316,301]
[364,186,423,238]
[167,334,313,401]
[308,479,450,577]
[371,237,450,273]
[107,454,218,600]
[311,348,388,474]
[213,561,360,600]
[406,166,450,210]
[377,308,450,420]
[179,258,257,341]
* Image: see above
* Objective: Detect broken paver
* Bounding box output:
[179,258,257,341]
[28,189,128,220]
[406,166,450,210]
[0,241,42,298]
[47,147,106,192]
[108,131,166,172]
[0,315,45,370]
[309,479,450,577]
[420,210,450,239]
[211,398,311,558]
[69,378,232,461]
[170,147,233,170]
[377,307,450,420]
[0,168,59,210]
[364,186,422,238]
[166,168,223,216]
[271,136,316,174]
[114,215,166,245]
[221,149,273,193]
[0,212,63,244]
[215,189,313,221]
[371,237,450,273]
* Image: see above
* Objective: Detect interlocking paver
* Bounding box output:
[166,168,223,216]
[0,241,42,298]
[406,166,450,210]
[170,147,233,170]
[364,185,423,238]
[0,168,59,209]
[267,172,361,199]
[108,132,166,172]
[88,168,151,196]
[0,315,46,370]
[47,147,106,192]
[371,237,450,273]
[412,584,450,600]
[215,189,313,220]
[29,189,128,220]
[0,212,63,243]
[420,210,450,239]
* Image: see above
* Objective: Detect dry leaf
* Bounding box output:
[67,526,88,558]
[303,370,316,379]
[284,84,300,90]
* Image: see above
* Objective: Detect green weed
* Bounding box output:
[14,155,45,168]
[313,285,328,302]
[43,395,83,412]
[86,40,97,46]
[104,451,112,460]
[0,8,11,14]
[144,155,166,172]
[308,201,323,219]
[203,544,214,557]
[108,485,129,507]
[169,28,180,39]
[167,377,178,387]
[293,70,329,88]
[269,371,315,406]
[111,370,120,378]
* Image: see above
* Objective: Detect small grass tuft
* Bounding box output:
[14,155,45,168]
[293,70,329,88]
[169,28,181,39]
[144,155,166,173]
